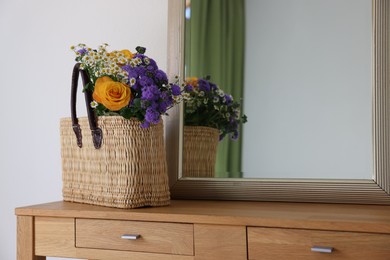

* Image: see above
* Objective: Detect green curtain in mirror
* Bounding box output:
[185,0,245,177]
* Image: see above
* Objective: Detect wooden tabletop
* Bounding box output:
[15,200,390,234]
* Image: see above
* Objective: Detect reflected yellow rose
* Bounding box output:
[93,76,132,111]
[185,77,198,87]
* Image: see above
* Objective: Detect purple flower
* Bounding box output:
[224,94,233,105]
[230,117,238,125]
[134,54,158,70]
[210,82,218,91]
[134,66,146,77]
[155,69,168,84]
[121,64,132,73]
[147,65,156,72]
[122,65,138,83]
[77,48,88,55]
[133,53,145,59]
[184,84,193,92]
[145,107,160,124]
[140,121,150,128]
[142,85,160,101]
[143,100,159,110]
[198,79,210,92]
[139,77,154,87]
[160,91,169,101]
[128,73,138,83]
[171,84,181,96]
[158,92,174,112]
[153,101,160,109]
[158,102,169,113]
[230,130,239,140]
[147,58,158,70]
[132,82,141,91]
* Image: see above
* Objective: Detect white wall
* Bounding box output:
[243,0,372,179]
[0,0,168,259]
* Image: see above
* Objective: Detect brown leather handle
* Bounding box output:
[71,63,102,149]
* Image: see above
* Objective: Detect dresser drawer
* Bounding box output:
[76,219,194,255]
[248,227,390,260]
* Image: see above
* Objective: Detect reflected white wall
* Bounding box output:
[242,0,372,179]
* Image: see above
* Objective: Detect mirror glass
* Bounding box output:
[182,0,373,179]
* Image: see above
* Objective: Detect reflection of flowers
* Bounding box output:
[183,77,247,140]
[71,43,181,128]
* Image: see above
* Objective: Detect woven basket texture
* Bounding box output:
[183,126,219,178]
[60,116,170,208]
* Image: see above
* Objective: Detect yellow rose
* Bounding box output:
[108,50,133,65]
[93,76,132,111]
[120,49,134,59]
[185,77,199,87]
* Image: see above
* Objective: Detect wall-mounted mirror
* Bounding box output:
[166,0,390,204]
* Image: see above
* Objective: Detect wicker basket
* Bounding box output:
[183,126,219,178]
[60,117,170,208]
[59,63,170,208]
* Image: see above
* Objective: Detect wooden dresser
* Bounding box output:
[15,200,390,260]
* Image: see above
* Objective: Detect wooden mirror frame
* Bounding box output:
[165,0,390,204]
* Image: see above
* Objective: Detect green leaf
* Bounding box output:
[241,114,248,124]
[132,98,142,108]
[136,46,146,54]
[94,104,108,116]
[120,107,133,119]
[82,82,93,92]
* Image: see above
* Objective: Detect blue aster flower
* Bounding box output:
[134,66,146,77]
[142,85,160,101]
[158,93,174,113]
[139,77,154,87]
[155,69,168,84]
[184,85,194,92]
[140,121,150,128]
[132,82,141,91]
[147,65,156,72]
[121,64,131,73]
[134,54,158,70]
[77,48,88,55]
[147,58,158,70]
[210,82,218,91]
[159,102,169,113]
[231,130,239,140]
[224,94,233,105]
[145,107,160,124]
[198,79,210,92]
[171,84,181,96]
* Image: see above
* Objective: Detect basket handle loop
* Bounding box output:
[71,63,103,149]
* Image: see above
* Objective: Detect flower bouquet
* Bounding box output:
[182,77,247,177]
[72,43,181,127]
[60,43,181,209]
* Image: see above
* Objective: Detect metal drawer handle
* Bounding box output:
[311,246,334,253]
[121,234,141,240]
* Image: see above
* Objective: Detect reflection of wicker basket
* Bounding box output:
[183,126,219,178]
[60,116,170,209]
